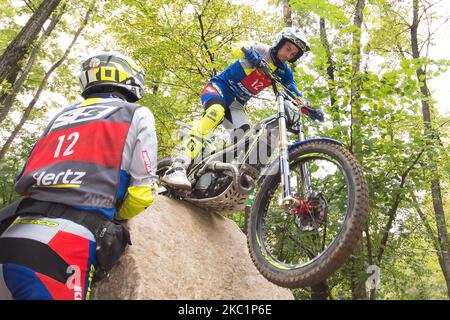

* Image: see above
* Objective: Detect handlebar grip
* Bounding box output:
[307,107,325,122]
[241,47,272,75]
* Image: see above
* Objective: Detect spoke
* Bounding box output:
[287,234,316,259]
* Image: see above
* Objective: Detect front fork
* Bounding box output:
[298,118,312,195]
[277,94,295,208]
[277,95,312,208]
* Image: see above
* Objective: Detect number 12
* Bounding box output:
[54,132,79,158]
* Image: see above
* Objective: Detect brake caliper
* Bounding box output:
[290,193,327,230]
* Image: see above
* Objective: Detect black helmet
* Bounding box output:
[79,52,145,102]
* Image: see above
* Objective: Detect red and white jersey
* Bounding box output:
[15,95,158,218]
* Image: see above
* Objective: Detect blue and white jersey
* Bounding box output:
[212,42,304,105]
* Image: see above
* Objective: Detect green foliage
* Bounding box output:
[290,0,350,27]
[95,0,281,156]
[0,0,449,300]
[285,0,449,299]
[0,1,23,55]
[0,131,38,209]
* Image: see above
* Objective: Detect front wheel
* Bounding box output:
[246,141,369,288]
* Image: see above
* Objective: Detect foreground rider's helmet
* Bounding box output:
[79,52,145,102]
[272,27,310,63]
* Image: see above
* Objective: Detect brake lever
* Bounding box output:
[257,60,274,79]
[282,92,299,106]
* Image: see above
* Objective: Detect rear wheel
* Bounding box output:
[246,141,369,288]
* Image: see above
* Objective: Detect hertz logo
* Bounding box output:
[32,169,86,188]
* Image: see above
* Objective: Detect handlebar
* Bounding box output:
[240,47,276,81]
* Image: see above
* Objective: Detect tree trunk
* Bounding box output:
[412,192,450,295]
[349,0,367,300]
[311,281,330,300]
[282,0,292,27]
[349,242,367,300]
[411,0,450,299]
[364,223,377,300]
[0,0,62,86]
[0,3,95,162]
[197,12,215,76]
[350,0,365,157]
[319,17,341,129]
[411,193,441,254]
[0,6,65,126]
[282,0,297,74]
[377,150,423,263]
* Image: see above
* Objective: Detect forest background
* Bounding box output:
[0,0,448,300]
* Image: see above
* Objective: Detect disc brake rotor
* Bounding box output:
[290,192,328,231]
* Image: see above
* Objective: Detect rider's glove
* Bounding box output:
[244,47,264,67]
[296,97,308,107]
[308,108,325,122]
[297,98,325,122]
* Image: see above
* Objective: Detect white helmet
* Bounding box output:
[272,27,310,62]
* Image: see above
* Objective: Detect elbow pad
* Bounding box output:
[117,184,158,220]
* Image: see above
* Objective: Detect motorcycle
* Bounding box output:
[157,57,369,288]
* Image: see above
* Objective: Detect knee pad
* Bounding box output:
[181,104,226,161]
[192,104,225,137]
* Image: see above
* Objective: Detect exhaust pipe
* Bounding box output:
[203,161,254,195]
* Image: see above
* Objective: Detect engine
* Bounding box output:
[191,171,233,199]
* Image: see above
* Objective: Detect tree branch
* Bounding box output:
[376,148,425,264]
[0,3,95,161]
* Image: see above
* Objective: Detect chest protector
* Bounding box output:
[15,98,139,209]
